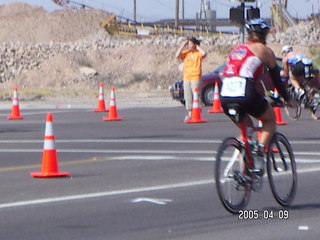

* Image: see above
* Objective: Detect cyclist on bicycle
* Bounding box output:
[220,19,297,173]
[281,45,314,101]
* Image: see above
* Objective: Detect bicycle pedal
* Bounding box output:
[248,168,263,175]
[233,170,251,185]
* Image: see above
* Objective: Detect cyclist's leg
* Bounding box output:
[241,79,273,147]
[256,105,276,147]
[290,63,305,99]
[289,76,302,90]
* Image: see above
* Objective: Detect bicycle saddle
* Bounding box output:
[225,103,245,123]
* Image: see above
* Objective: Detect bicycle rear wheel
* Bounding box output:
[215,137,251,214]
[267,133,297,207]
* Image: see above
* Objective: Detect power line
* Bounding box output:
[152,0,174,11]
[212,0,233,8]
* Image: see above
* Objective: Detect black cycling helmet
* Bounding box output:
[245,18,270,36]
[187,36,201,46]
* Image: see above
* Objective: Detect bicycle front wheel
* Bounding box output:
[284,104,301,121]
[267,133,297,207]
[284,86,301,120]
[215,137,251,214]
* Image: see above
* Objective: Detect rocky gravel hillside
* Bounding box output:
[0,2,319,100]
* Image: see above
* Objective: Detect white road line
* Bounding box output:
[131,198,172,205]
[0,149,215,154]
[113,155,320,163]
[0,179,213,209]
[0,139,222,144]
[0,165,320,210]
[0,149,319,160]
[0,138,319,145]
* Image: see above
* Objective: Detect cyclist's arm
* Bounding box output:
[269,66,290,101]
[281,57,289,77]
[265,48,290,101]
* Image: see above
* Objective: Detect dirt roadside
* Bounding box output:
[0,3,315,110]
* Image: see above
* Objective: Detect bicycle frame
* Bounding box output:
[238,122,255,171]
[223,122,255,181]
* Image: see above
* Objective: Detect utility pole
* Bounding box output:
[279,0,284,32]
[240,1,245,43]
[175,0,179,28]
[182,0,185,20]
[133,0,136,23]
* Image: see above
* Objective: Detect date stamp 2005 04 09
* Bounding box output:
[238,209,289,220]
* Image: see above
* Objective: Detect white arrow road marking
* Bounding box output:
[131,198,172,205]
[298,226,309,231]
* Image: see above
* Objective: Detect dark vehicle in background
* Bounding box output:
[169,64,225,106]
[170,60,320,106]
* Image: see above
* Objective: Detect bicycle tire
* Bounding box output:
[215,137,251,214]
[284,86,301,120]
[266,133,297,207]
[284,104,301,121]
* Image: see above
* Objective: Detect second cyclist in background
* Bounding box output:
[281,45,315,100]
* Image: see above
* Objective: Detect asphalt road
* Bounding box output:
[0,106,320,240]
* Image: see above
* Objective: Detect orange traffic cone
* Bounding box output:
[7,87,24,120]
[273,88,287,125]
[208,82,223,113]
[30,113,70,178]
[185,87,207,123]
[103,86,123,121]
[93,82,108,112]
[257,120,263,141]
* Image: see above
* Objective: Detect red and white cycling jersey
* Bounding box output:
[221,43,264,81]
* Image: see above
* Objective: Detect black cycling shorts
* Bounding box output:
[220,78,269,122]
[291,61,305,78]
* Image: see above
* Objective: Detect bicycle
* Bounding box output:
[280,62,320,121]
[215,104,297,214]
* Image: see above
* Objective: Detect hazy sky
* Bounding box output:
[1,0,319,21]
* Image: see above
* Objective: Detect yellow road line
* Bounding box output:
[0,157,108,172]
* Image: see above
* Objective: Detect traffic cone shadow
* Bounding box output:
[103,86,123,121]
[185,87,207,123]
[30,113,70,178]
[93,82,108,112]
[7,87,24,120]
[208,82,223,113]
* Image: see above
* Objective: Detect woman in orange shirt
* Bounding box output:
[176,36,207,120]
